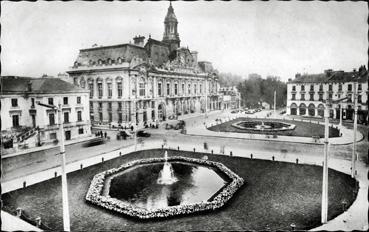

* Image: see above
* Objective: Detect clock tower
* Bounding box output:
[162,2,181,52]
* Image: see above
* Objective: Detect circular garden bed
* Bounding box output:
[2,149,357,231]
[208,118,340,138]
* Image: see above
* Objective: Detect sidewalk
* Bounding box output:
[2,136,367,231]
[186,113,363,145]
[1,210,42,231]
[2,135,95,159]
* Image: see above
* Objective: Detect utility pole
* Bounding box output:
[321,98,330,224]
[351,82,358,178]
[339,104,343,126]
[274,90,277,117]
[57,103,71,231]
[38,101,70,231]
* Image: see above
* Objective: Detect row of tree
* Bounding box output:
[219,73,287,108]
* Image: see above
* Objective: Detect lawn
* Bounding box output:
[2,149,357,231]
[208,117,340,138]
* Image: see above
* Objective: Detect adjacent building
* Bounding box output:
[1,76,91,152]
[286,66,368,123]
[219,86,241,110]
[67,2,220,126]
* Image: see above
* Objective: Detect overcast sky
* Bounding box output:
[1,1,367,81]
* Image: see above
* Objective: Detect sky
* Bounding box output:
[1,1,367,81]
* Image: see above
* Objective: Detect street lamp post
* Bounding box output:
[321,98,330,224]
[274,90,276,117]
[37,101,70,231]
[351,82,358,178]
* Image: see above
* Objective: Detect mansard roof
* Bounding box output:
[1,76,88,95]
[75,43,148,67]
[289,67,368,84]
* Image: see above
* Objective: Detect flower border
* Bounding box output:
[232,120,296,132]
[85,155,245,219]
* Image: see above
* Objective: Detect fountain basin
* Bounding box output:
[232,120,295,132]
[85,156,244,219]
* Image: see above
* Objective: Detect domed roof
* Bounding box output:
[165,2,177,22]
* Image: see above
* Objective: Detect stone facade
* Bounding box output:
[286,66,368,123]
[67,3,221,126]
[219,86,241,110]
[1,76,91,150]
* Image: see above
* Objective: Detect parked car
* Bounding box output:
[83,137,105,147]
[137,130,151,137]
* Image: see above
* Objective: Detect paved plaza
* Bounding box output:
[2,110,368,231]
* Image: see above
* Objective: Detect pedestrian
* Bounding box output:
[104,132,107,138]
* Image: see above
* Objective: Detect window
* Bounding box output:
[292,86,296,91]
[118,113,122,123]
[118,102,122,110]
[358,83,362,91]
[328,85,332,91]
[107,83,112,98]
[348,84,352,91]
[358,95,362,103]
[50,133,57,140]
[89,83,94,98]
[30,98,35,108]
[78,128,84,134]
[188,84,191,94]
[300,94,305,100]
[99,102,102,109]
[310,85,314,91]
[11,99,18,107]
[167,83,170,95]
[63,97,68,105]
[301,85,305,91]
[182,84,185,95]
[49,113,55,125]
[139,83,145,96]
[338,84,342,91]
[90,102,93,110]
[77,111,82,121]
[99,112,103,121]
[48,98,54,105]
[63,112,69,123]
[347,94,352,102]
[81,80,86,88]
[108,112,112,122]
[108,102,112,110]
[98,83,103,98]
[319,85,323,91]
[77,96,81,104]
[117,83,122,98]
[158,83,162,96]
[174,83,178,95]
[194,84,197,94]
[12,115,19,127]
[310,93,314,101]
[200,84,202,94]
[292,94,296,100]
[328,94,332,100]
[319,94,323,101]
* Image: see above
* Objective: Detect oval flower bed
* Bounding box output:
[85,156,244,219]
[232,120,296,132]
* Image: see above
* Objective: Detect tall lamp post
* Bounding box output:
[274,90,276,117]
[351,82,358,178]
[37,101,70,231]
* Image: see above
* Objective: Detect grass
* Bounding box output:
[2,149,357,231]
[208,117,340,138]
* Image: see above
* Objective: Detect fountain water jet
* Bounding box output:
[157,151,177,185]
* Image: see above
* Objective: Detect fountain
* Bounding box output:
[157,151,178,185]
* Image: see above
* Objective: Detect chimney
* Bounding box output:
[133,35,145,47]
[324,69,333,76]
[27,81,32,92]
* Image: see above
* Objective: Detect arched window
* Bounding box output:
[98,59,103,65]
[308,103,315,116]
[106,78,112,98]
[299,103,307,115]
[116,76,123,98]
[317,104,325,117]
[80,78,86,88]
[290,103,297,115]
[96,77,103,98]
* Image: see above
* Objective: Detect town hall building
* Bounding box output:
[67,3,221,126]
